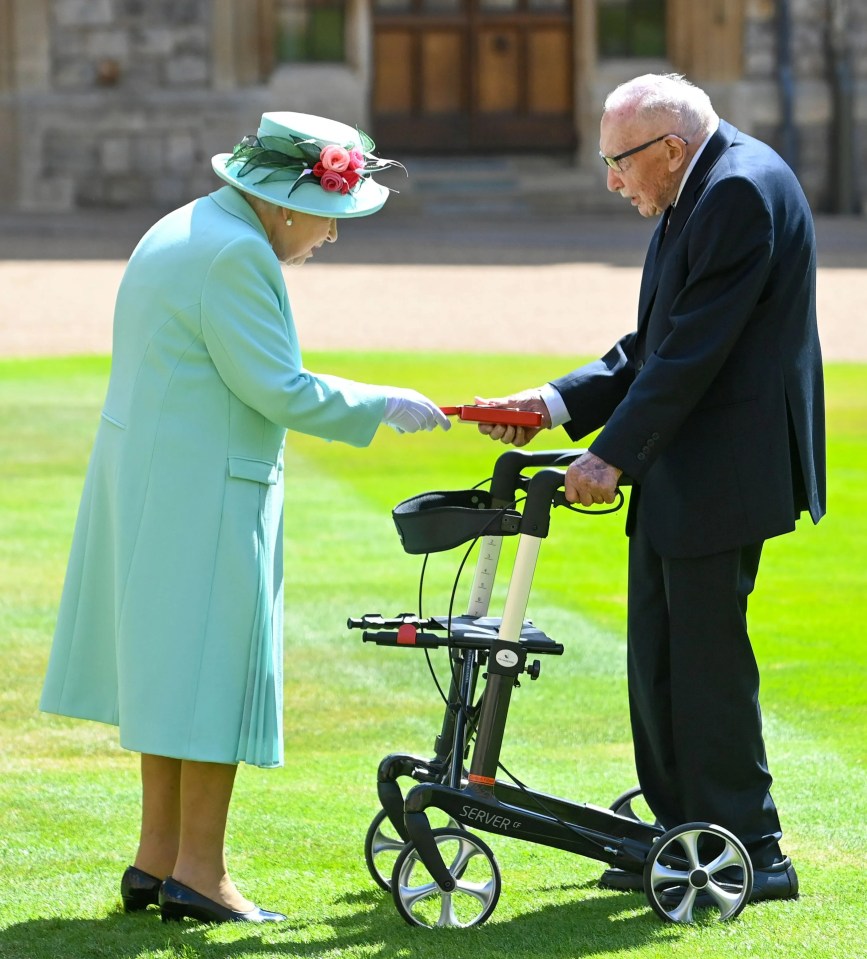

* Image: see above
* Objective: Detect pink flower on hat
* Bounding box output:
[320,145,351,173]
[314,152,362,194]
[228,125,404,205]
[319,170,345,193]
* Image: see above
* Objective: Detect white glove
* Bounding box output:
[381,388,451,434]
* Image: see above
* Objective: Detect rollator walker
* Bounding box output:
[348,448,754,928]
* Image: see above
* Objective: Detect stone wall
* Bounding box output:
[26,94,261,210]
[740,0,865,212]
[1,0,864,213]
[51,0,211,91]
[4,0,270,211]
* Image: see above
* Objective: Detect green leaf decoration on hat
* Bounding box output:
[235,149,305,179]
[358,128,376,154]
[227,128,406,200]
[257,135,308,158]
[255,168,304,184]
[286,172,317,200]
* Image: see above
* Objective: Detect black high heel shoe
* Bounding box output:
[121,865,163,912]
[159,877,287,924]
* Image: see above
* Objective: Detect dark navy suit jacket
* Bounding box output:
[552,120,826,557]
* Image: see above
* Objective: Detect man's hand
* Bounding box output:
[474,390,551,447]
[565,451,623,506]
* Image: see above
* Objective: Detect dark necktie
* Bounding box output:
[654,206,672,262]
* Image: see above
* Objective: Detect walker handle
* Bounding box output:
[520,468,632,537]
[491,449,633,507]
[490,448,587,504]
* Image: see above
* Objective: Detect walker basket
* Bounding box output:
[392,489,521,554]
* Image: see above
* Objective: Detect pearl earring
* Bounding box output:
[285,216,293,227]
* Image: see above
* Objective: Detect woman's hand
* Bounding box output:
[381,389,451,434]
[474,390,551,447]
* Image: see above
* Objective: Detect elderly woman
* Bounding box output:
[40,112,448,924]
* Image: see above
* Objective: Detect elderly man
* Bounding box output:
[480,73,825,904]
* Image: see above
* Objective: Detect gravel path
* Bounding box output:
[2,209,865,361]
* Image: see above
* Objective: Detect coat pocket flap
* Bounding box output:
[100,411,127,429]
[228,456,280,485]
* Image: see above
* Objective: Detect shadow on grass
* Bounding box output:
[0,884,678,959]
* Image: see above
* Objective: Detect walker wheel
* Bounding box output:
[364,808,464,891]
[364,808,407,891]
[391,827,501,928]
[643,822,753,924]
[609,786,656,825]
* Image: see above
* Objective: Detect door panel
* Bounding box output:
[528,29,572,113]
[421,31,464,113]
[477,29,521,114]
[372,0,576,153]
[374,31,414,113]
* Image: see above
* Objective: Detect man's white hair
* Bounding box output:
[604,74,718,141]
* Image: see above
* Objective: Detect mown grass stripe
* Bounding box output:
[1,355,865,958]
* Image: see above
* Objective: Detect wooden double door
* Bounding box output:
[372,0,577,153]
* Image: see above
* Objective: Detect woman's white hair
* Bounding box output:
[603,73,718,141]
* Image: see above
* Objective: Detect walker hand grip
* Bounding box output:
[348,614,437,630]
[520,468,568,537]
[551,472,632,507]
[361,630,565,655]
[522,469,632,534]
[490,449,587,503]
[362,630,446,648]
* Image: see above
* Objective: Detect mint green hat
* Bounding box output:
[211,112,402,218]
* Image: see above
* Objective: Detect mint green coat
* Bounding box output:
[40,187,385,767]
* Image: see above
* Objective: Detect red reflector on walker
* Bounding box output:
[468,773,496,786]
[397,623,417,645]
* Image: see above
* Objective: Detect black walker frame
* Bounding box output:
[348,449,754,928]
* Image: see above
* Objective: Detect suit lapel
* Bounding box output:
[637,210,669,321]
[665,120,738,242]
[635,120,740,337]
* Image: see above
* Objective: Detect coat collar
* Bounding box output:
[635,120,738,335]
[666,119,738,238]
[209,186,269,240]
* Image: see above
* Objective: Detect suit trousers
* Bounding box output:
[626,513,784,868]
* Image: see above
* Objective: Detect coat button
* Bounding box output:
[637,452,646,461]
[652,432,660,440]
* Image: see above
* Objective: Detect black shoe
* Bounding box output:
[746,858,799,903]
[159,877,287,924]
[598,867,645,892]
[660,858,799,909]
[121,866,162,912]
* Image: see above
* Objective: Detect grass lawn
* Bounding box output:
[0,353,865,959]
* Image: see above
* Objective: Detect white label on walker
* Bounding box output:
[461,805,522,831]
[495,649,519,668]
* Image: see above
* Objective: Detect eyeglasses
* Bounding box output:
[599,133,688,171]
